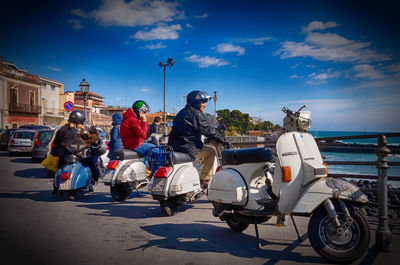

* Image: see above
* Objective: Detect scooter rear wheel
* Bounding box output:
[159,198,182,216]
[226,219,249,233]
[110,183,133,201]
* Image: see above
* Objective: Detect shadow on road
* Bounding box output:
[76,197,194,219]
[10,158,33,164]
[14,168,48,179]
[129,223,324,263]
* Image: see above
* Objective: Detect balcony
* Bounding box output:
[9,103,41,114]
[42,107,64,117]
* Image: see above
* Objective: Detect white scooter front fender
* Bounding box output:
[292,178,368,215]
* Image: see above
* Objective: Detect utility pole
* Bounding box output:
[158,58,176,135]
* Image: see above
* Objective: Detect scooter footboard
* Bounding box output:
[292,178,368,214]
[208,168,248,206]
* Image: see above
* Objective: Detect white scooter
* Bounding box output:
[102,149,148,201]
[102,133,164,201]
[208,106,370,263]
[148,143,220,216]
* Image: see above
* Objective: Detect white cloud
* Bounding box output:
[144,42,166,49]
[71,8,89,18]
[90,0,181,27]
[352,64,386,80]
[140,88,153,93]
[47,66,61,72]
[194,13,208,19]
[290,75,302,79]
[186,23,193,28]
[241,36,274,45]
[215,43,245,56]
[185,54,228,68]
[387,64,400,73]
[68,18,83,31]
[301,21,340,33]
[279,31,390,63]
[306,69,340,85]
[132,24,182,40]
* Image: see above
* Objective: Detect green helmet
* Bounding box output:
[132,100,149,116]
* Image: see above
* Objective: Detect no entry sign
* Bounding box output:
[64,101,74,111]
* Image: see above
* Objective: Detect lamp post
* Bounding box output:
[158,58,175,135]
[79,78,90,126]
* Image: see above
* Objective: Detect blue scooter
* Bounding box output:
[53,154,95,200]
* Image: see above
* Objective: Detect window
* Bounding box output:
[10,88,17,106]
[29,91,35,107]
[41,82,46,89]
[51,85,55,91]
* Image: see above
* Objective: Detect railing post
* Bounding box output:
[376,135,392,252]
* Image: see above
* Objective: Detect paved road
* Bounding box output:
[0,151,399,265]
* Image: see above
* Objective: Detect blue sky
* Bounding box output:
[1,0,400,131]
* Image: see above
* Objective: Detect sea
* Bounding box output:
[310,131,400,186]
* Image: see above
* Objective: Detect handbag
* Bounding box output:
[41,155,60,172]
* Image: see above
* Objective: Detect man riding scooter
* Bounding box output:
[168,90,229,189]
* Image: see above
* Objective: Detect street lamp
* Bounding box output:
[79,78,90,126]
[158,58,175,135]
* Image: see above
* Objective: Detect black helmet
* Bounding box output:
[68,110,86,124]
[186,91,212,110]
[132,100,150,117]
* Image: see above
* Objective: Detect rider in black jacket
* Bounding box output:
[168,91,227,189]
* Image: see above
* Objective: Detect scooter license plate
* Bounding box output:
[152,177,166,192]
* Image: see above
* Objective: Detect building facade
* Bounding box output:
[39,77,65,126]
[0,57,41,128]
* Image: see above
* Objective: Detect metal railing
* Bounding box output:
[9,103,41,114]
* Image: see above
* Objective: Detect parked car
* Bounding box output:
[8,129,36,156]
[31,129,56,162]
[0,129,16,151]
[19,125,51,131]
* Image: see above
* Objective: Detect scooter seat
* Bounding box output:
[114,149,142,160]
[63,154,80,164]
[173,152,195,164]
[222,147,273,165]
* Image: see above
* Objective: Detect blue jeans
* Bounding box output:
[134,143,158,168]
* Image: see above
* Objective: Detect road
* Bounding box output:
[0,151,399,265]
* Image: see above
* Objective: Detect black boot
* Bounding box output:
[52,187,58,194]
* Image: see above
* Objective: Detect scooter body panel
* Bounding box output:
[208,168,248,205]
[110,158,147,185]
[292,178,368,214]
[55,162,92,191]
[169,163,201,196]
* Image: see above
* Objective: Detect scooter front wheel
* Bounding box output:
[308,202,370,263]
[159,198,182,216]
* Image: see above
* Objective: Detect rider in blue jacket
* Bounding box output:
[108,113,124,160]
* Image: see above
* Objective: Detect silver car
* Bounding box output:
[8,129,36,156]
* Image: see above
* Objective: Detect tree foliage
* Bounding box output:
[217,109,280,135]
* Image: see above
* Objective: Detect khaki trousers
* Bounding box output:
[195,143,218,181]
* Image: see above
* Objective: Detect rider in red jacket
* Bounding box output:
[120,101,149,150]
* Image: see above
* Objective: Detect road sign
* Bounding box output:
[64,101,74,111]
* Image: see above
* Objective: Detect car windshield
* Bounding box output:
[13,131,35,139]
[38,131,54,142]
